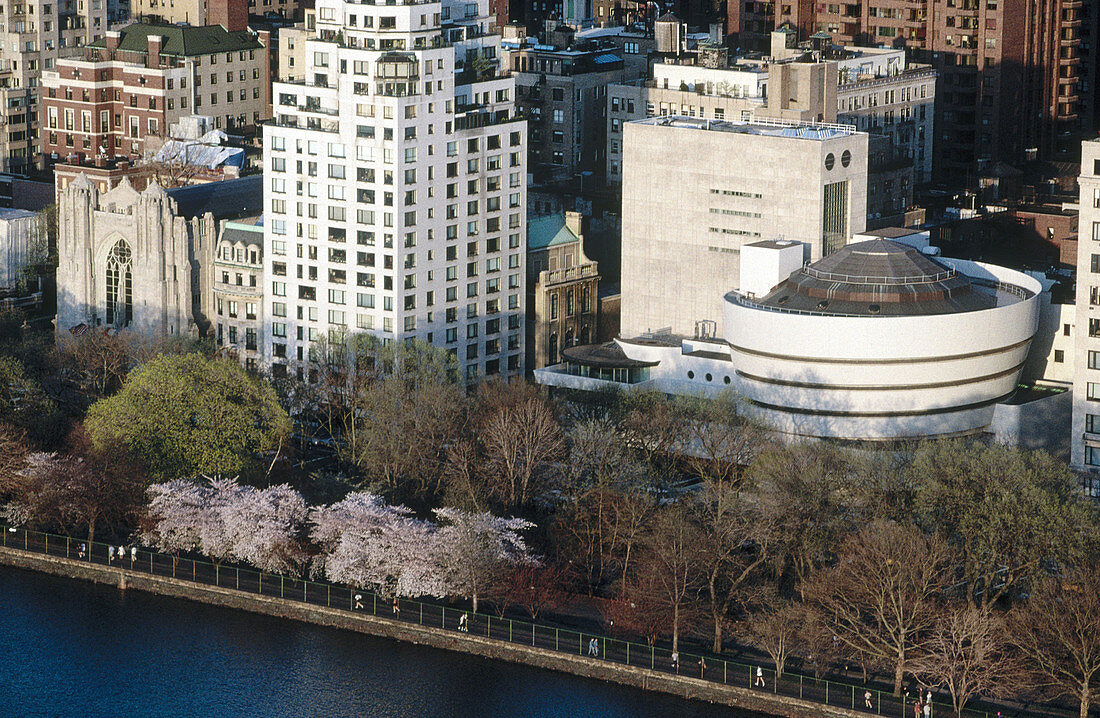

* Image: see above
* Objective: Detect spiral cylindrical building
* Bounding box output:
[722,239,1042,440]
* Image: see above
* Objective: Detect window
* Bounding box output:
[1090,351,1100,370]
[1086,446,1100,467]
[104,240,132,327]
[1088,382,1100,401]
[1087,414,1100,434]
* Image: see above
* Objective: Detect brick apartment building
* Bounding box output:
[726,0,1097,183]
[41,7,271,163]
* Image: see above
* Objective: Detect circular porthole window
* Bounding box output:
[841,149,851,167]
[824,153,835,171]
[687,371,695,380]
[705,373,713,382]
[724,376,731,385]
[868,303,881,314]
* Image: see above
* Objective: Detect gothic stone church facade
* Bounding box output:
[57,174,261,338]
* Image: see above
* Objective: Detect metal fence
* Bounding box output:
[0,525,1059,718]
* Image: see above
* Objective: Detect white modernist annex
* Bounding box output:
[537,239,1044,441]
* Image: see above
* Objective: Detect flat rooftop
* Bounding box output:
[632,115,859,139]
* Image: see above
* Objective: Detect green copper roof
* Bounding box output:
[527,213,580,250]
[88,22,263,57]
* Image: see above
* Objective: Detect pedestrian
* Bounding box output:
[864,690,872,708]
[588,638,599,657]
[698,657,706,676]
[130,546,137,563]
[118,546,126,564]
[392,598,400,616]
[460,613,468,632]
[354,594,363,610]
[670,651,679,668]
[755,666,765,688]
[913,702,921,718]
[108,546,115,563]
[923,701,931,718]
[78,543,86,559]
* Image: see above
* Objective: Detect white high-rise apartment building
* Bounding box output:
[1073,140,1100,481]
[262,0,527,383]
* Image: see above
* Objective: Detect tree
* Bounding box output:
[0,421,28,488]
[637,503,699,654]
[144,477,308,576]
[309,492,440,597]
[617,390,686,480]
[500,563,565,620]
[85,353,291,480]
[748,597,806,678]
[914,440,1094,608]
[691,479,776,653]
[1010,565,1100,718]
[477,379,565,510]
[222,483,309,574]
[0,355,65,444]
[325,335,466,501]
[56,330,134,399]
[806,520,950,695]
[674,393,763,486]
[910,606,1021,716]
[433,507,536,612]
[749,443,861,597]
[2,427,144,545]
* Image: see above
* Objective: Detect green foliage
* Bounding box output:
[84,353,291,481]
[0,355,65,444]
[913,439,1095,607]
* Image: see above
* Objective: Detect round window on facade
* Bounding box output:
[824,153,835,171]
[705,373,713,382]
[724,376,731,385]
[687,371,695,380]
[841,149,852,167]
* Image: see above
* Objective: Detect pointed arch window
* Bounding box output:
[105,240,132,326]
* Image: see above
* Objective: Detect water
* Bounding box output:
[0,566,750,717]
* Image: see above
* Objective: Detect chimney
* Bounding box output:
[564,211,585,240]
[104,30,122,54]
[146,34,163,68]
[208,0,248,32]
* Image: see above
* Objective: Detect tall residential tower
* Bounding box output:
[263,0,527,383]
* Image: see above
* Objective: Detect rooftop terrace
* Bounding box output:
[633,115,859,139]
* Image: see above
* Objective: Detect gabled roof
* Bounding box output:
[88,22,262,57]
[528,213,580,250]
[167,175,262,220]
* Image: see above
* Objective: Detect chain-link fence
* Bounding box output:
[0,525,1060,718]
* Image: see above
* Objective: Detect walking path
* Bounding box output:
[0,526,1065,718]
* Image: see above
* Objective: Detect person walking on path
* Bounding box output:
[864,690,872,709]
[118,546,126,564]
[130,546,137,563]
[457,612,468,632]
[670,652,679,669]
[354,594,363,610]
[588,638,599,657]
[755,666,765,688]
[392,598,400,616]
[923,701,931,718]
[913,702,921,718]
[78,543,86,559]
[698,657,706,677]
[108,546,115,563]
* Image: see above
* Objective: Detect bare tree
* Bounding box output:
[675,393,763,486]
[748,597,806,678]
[638,503,700,654]
[691,479,776,653]
[478,379,566,509]
[805,520,950,695]
[1010,565,1100,718]
[910,605,1022,716]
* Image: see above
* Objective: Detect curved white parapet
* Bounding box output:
[719,261,1042,440]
